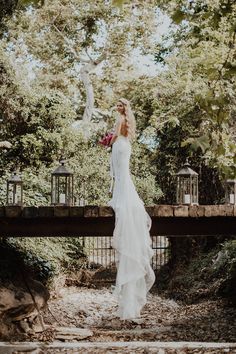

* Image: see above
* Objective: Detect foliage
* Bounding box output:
[2,0,157,95]
[188,239,236,301]
[0,167,51,205]
[158,237,236,303]
[0,0,18,23]
[0,0,235,286]
[0,1,159,206]
[154,0,236,179]
[212,240,236,279]
[0,237,85,283]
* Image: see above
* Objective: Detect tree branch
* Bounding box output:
[51,18,108,123]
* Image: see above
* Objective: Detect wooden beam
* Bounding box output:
[0,216,236,237]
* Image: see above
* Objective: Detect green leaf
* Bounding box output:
[181,135,210,153]
[181,137,194,148]
[171,9,186,24]
[17,0,44,8]
[112,0,125,9]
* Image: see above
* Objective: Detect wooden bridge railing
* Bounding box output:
[0,204,235,237]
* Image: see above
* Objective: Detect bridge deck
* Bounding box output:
[0,205,235,237]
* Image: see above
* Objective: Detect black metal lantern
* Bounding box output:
[51,160,74,206]
[7,171,23,206]
[225,179,236,205]
[176,160,198,205]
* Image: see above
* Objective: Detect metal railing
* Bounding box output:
[78,236,170,270]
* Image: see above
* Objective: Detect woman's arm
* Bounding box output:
[109,116,122,146]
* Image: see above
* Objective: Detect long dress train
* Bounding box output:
[108,135,155,320]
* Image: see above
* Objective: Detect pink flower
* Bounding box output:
[98,132,114,147]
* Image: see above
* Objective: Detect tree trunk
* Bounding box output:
[80,53,106,122]
[80,62,96,122]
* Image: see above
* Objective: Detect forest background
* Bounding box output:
[0,0,235,285]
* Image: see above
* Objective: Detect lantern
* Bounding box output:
[7,171,23,206]
[176,160,198,205]
[225,179,236,205]
[51,160,74,206]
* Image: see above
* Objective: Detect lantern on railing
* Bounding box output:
[176,160,198,205]
[225,179,236,205]
[51,160,74,206]
[7,171,23,206]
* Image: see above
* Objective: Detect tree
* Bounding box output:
[3,0,157,123]
[154,0,236,178]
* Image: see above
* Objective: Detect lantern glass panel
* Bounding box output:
[7,181,23,206]
[183,177,191,204]
[225,180,236,204]
[192,176,198,204]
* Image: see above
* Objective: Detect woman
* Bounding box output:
[108,98,155,320]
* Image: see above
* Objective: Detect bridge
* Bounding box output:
[0,204,235,237]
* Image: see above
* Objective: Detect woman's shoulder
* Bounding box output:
[114,113,126,124]
[114,112,121,121]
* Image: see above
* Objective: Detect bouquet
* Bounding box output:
[98,132,114,147]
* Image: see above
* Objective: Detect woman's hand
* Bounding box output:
[109,134,117,146]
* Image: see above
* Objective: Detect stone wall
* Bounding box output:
[0,204,235,218]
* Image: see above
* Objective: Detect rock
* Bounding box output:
[84,206,99,217]
[0,141,12,149]
[204,205,220,217]
[218,204,234,216]
[0,345,40,354]
[99,206,114,217]
[5,206,22,218]
[145,206,155,217]
[173,206,189,217]
[154,205,174,217]
[110,318,122,328]
[69,207,84,217]
[54,326,93,340]
[130,318,144,325]
[54,206,70,217]
[0,279,50,339]
[189,205,205,217]
[18,319,34,334]
[22,207,39,218]
[38,206,54,217]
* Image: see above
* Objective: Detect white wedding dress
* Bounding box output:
[108,134,155,320]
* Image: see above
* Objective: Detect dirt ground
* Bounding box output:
[40,284,236,343]
[3,283,235,353]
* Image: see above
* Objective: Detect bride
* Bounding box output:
[108,98,155,320]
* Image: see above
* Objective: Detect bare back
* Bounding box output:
[119,117,129,137]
